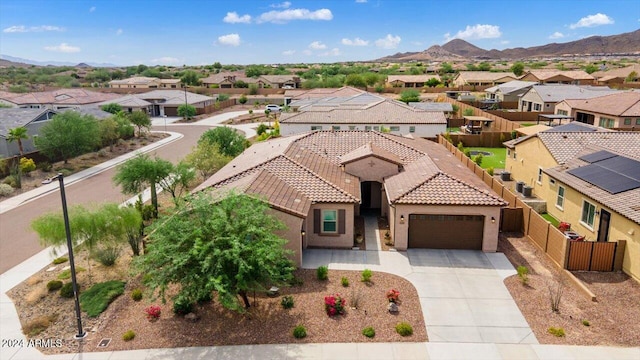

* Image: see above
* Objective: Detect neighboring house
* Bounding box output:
[194,131,506,266]
[386,75,441,88]
[108,76,182,89]
[452,71,517,87]
[592,64,640,86]
[100,90,216,117]
[280,95,447,138]
[200,73,265,89]
[408,102,454,116]
[502,123,640,280]
[484,80,537,102]
[259,75,301,89]
[519,70,595,85]
[0,108,56,158]
[0,89,120,111]
[518,84,620,112]
[284,86,366,107]
[554,92,640,130]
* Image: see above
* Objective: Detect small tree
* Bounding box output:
[184,141,231,179]
[511,62,525,77]
[128,111,151,137]
[345,74,366,88]
[177,104,196,120]
[101,103,123,114]
[198,127,247,158]
[180,70,201,86]
[6,126,29,188]
[463,108,475,116]
[35,111,100,163]
[99,118,119,151]
[158,161,195,206]
[238,94,248,105]
[426,78,441,87]
[398,89,420,104]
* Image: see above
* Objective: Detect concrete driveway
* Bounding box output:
[302,248,537,344]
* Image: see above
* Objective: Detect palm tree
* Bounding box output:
[6,127,29,188]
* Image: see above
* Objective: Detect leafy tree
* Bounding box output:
[363,73,380,87]
[101,103,123,114]
[112,112,134,139]
[128,111,151,137]
[345,74,366,88]
[35,112,100,163]
[85,69,111,83]
[426,78,441,87]
[180,70,200,86]
[217,93,230,101]
[136,64,148,74]
[177,104,196,120]
[113,154,173,218]
[212,62,222,72]
[234,80,248,88]
[99,118,119,151]
[199,126,246,157]
[248,84,258,95]
[398,89,420,104]
[626,71,638,83]
[584,64,598,74]
[477,62,492,71]
[511,62,525,76]
[158,161,195,206]
[439,62,454,74]
[110,70,124,80]
[136,192,295,311]
[184,141,231,179]
[238,94,248,104]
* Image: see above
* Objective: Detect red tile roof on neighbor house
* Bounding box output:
[195,131,506,216]
[561,92,640,117]
[284,86,366,99]
[339,142,403,166]
[0,89,120,106]
[538,130,640,163]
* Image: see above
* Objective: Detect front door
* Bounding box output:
[597,209,611,242]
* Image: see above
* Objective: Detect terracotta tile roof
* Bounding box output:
[260,75,299,83]
[0,89,120,106]
[526,85,620,103]
[339,142,403,166]
[285,86,366,99]
[455,71,516,81]
[544,147,640,224]
[524,70,595,81]
[592,64,640,79]
[280,99,446,124]
[538,131,640,163]
[387,75,441,83]
[246,170,311,217]
[560,92,640,117]
[109,76,159,85]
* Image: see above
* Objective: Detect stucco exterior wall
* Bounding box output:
[304,203,354,249]
[279,124,445,138]
[269,209,304,267]
[391,204,501,252]
[505,137,558,197]
[344,157,400,183]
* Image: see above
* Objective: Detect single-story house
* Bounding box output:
[0,89,120,111]
[386,75,441,88]
[100,90,216,117]
[408,102,454,116]
[194,130,506,266]
[108,76,182,89]
[518,84,620,112]
[484,80,537,102]
[280,96,447,138]
[200,73,266,89]
[592,64,640,86]
[519,70,595,85]
[284,86,366,107]
[452,71,517,87]
[554,92,640,130]
[259,75,301,89]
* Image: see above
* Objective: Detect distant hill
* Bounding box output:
[0,54,119,67]
[377,29,640,61]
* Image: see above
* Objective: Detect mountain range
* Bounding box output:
[378,29,640,61]
[0,54,118,68]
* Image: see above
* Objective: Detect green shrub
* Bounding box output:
[59,282,75,298]
[0,183,14,196]
[374,85,384,93]
[20,157,36,174]
[548,327,565,337]
[582,320,590,327]
[281,295,294,309]
[3,175,17,188]
[464,149,471,158]
[317,265,328,281]
[362,326,375,338]
[172,296,194,315]
[517,266,529,285]
[93,246,121,266]
[457,142,464,152]
[463,108,474,116]
[79,280,125,317]
[131,288,143,302]
[474,154,483,166]
[197,292,213,304]
[293,325,307,339]
[238,94,248,104]
[58,266,85,280]
[217,94,230,101]
[52,257,68,265]
[487,167,494,176]
[395,322,413,336]
[361,269,373,283]
[122,330,135,341]
[256,123,268,135]
[46,280,63,292]
[341,277,349,287]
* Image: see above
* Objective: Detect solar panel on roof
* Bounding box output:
[579,150,617,163]
[598,156,640,181]
[568,164,640,194]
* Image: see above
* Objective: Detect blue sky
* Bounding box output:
[0,0,638,66]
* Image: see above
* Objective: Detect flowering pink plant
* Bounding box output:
[145,305,161,321]
[386,289,400,303]
[324,294,346,316]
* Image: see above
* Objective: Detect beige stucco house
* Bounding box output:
[554,92,640,130]
[195,131,506,266]
[518,84,619,112]
[0,89,120,111]
[484,80,536,102]
[519,70,595,85]
[386,75,441,88]
[108,76,182,89]
[452,71,516,87]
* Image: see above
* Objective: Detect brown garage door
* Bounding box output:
[408,214,484,249]
[164,107,178,116]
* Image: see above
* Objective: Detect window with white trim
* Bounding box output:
[409,126,415,133]
[599,117,615,128]
[322,210,337,233]
[556,186,565,209]
[580,200,596,228]
[390,126,400,132]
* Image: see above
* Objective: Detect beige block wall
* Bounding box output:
[345,157,400,183]
[270,209,304,267]
[505,138,558,197]
[391,204,501,252]
[541,182,640,281]
[304,203,354,249]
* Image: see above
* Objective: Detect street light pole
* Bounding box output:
[56,173,87,340]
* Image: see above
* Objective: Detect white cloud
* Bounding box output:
[549,31,564,39]
[282,50,296,56]
[309,41,327,50]
[375,34,401,49]
[570,13,614,29]
[89,6,96,12]
[341,37,368,46]
[116,29,123,36]
[218,33,241,46]
[320,48,341,56]
[223,12,251,24]
[44,43,80,53]
[445,24,501,41]
[3,25,64,33]
[257,8,333,24]
[270,1,291,8]
[150,57,181,65]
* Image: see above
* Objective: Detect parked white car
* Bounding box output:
[265,104,281,112]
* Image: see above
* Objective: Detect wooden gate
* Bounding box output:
[567,241,617,271]
[500,207,523,232]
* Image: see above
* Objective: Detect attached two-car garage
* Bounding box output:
[408,214,485,250]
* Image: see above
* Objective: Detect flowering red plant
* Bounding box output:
[386,289,400,303]
[324,294,346,316]
[145,305,161,321]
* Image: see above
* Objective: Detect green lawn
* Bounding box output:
[446,127,461,133]
[466,147,506,169]
[541,213,560,227]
